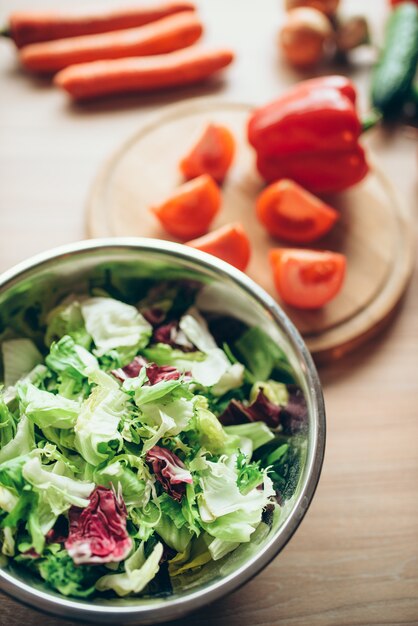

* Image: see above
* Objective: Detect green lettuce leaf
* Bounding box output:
[255,438,306,501]
[0,455,27,496]
[0,486,18,513]
[94,460,148,508]
[17,382,80,429]
[234,327,295,383]
[179,310,245,392]
[47,335,99,376]
[196,457,274,543]
[139,397,194,452]
[235,451,265,494]
[80,297,152,361]
[0,415,35,464]
[157,513,193,553]
[0,389,16,448]
[3,453,94,555]
[141,344,205,368]
[249,380,289,405]
[74,383,127,466]
[198,458,273,522]
[158,493,187,529]
[191,396,228,454]
[95,541,163,597]
[168,535,211,577]
[1,339,42,388]
[22,456,94,514]
[132,378,184,406]
[205,535,239,560]
[37,549,102,597]
[201,507,264,543]
[224,422,275,451]
[130,502,161,542]
[45,299,91,349]
[1,526,15,556]
[211,362,245,396]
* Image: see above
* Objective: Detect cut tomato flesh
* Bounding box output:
[151,174,221,240]
[186,222,251,271]
[256,179,339,243]
[180,123,235,183]
[269,248,346,309]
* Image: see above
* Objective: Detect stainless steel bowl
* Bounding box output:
[0,238,325,624]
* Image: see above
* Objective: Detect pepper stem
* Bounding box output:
[361,109,383,133]
[0,25,11,38]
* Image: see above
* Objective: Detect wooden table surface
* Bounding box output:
[0,0,417,625]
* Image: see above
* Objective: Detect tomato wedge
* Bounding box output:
[151,174,221,240]
[269,248,346,309]
[256,179,338,243]
[186,222,251,271]
[179,123,235,183]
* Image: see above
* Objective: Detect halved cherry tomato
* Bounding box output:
[151,174,221,240]
[179,123,235,183]
[256,179,338,243]
[186,222,251,271]
[269,248,346,309]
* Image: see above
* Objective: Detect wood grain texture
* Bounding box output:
[0,0,417,625]
[86,100,415,361]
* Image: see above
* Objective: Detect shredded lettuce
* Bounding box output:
[224,422,275,451]
[74,384,127,466]
[139,397,194,452]
[95,541,163,596]
[37,549,102,597]
[192,396,228,454]
[45,299,91,349]
[234,327,295,383]
[196,457,275,544]
[0,390,16,448]
[17,382,80,429]
[80,297,152,361]
[0,287,304,600]
[250,380,289,406]
[0,415,35,464]
[22,456,94,513]
[2,339,42,388]
[46,335,98,399]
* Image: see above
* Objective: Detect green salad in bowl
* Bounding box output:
[0,240,322,622]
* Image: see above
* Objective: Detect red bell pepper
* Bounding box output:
[247,76,369,194]
[390,0,418,5]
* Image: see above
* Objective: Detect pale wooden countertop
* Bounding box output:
[0,1,417,625]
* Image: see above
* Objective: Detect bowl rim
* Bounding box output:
[0,237,326,623]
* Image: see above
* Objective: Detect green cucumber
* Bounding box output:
[371,2,418,117]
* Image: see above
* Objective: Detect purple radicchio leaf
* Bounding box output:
[152,321,194,352]
[65,486,132,566]
[219,386,307,433]
[146,446,192,502]
[111,356,148,382]
[218,390,281,428]
[280,385,308,435]
[112,356,182,385]
[142,307,167,326]
[46,515,69,544]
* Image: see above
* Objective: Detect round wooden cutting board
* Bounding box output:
[86,100,415,362]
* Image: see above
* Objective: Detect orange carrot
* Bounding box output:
[54,47,235,100]
[186,223,251,271]
[20,12,203,73]
[4,2,196,48]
